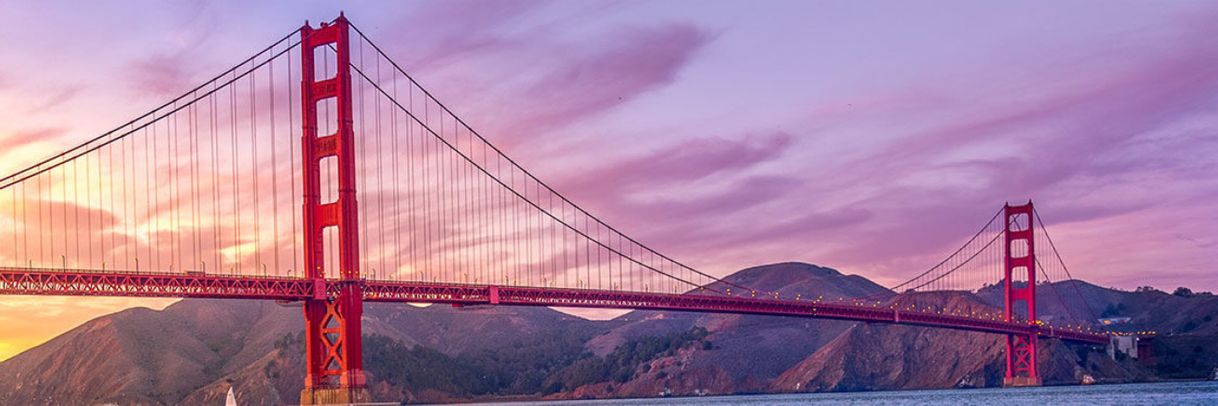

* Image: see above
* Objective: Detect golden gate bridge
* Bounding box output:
[0,14,1138,403]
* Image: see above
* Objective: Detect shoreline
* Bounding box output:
[454,381,1218,405]
[448,379,1218,405]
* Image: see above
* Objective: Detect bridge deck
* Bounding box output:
[0,267,1109,345]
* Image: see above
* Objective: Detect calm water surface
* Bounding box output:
[467,381,1218,405]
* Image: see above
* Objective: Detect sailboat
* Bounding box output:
[225,386,238,406]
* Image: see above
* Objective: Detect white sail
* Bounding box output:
[225,386,238,406]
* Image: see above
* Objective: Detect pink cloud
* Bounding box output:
[560,132,791,199]
[0,128,66,153]
[381,0,552,72]
[20,86,82,115]
[505,23,714,137]
[764,10,1218,284]
[130,53,198,96]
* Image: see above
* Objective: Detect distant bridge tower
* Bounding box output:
[1003,201,1040,387]
[298,15,371,404]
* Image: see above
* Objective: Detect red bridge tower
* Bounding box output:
[298,15,371,404]
[1003,201,1041,386]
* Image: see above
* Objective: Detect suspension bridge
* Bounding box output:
[0,14,1134,403]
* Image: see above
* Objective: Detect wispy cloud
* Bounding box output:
[0,127,66,153]
[505,23,714,137]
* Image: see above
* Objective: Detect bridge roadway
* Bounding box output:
[0,267,1109,345]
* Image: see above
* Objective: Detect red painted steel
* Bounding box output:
[363,281,1110,345]
[299,14,367,400]
[0,267,1110,346]
[0,267,313,299]
[1003,202,1040,386]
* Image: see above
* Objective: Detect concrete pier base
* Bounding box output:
[1003,376,1043,387]
[300,387,372,405]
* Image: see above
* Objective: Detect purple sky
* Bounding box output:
[0,1,1216,358]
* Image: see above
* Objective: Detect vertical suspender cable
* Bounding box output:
[391,66,401,280]
[251,63,261,275]
[289,47,298,276]
[210,90,221,273]
[231,83,240,274]
[270,50,281,275]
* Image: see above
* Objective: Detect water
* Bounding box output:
[469,381,1218,405]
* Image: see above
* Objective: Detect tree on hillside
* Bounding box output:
[1100,303,1127,318]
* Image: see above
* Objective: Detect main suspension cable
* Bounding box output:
[345,23,751,295]
[0,29,303,191]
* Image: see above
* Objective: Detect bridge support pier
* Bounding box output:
[301,387,372,406]
[1003,202,1040,387]
[299,15,370,404]
[1003,334,1042,387]
[1003,376,1043,387]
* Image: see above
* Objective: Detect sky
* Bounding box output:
[0,0,1216,360]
